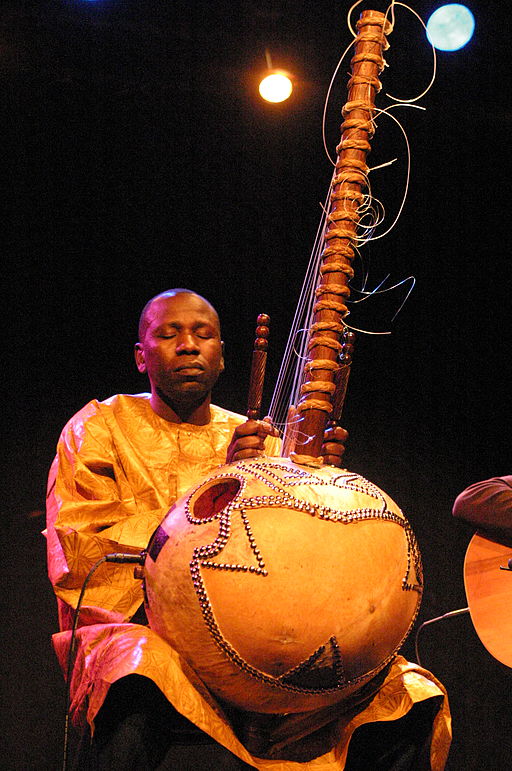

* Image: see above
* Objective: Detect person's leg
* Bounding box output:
[344,697,441,771]
[80,675,254,770]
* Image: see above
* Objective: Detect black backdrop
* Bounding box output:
[3,1,512,767]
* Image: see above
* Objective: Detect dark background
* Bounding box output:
[3,0,511,768]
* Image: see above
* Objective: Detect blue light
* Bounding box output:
[426,4,475,51]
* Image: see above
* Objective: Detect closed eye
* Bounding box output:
[194,326,216,339]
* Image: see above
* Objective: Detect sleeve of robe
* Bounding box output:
[45,399,168,628]
[452,475,512,538]
[45,396,269,628]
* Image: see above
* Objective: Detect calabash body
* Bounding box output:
[144,457,422,713]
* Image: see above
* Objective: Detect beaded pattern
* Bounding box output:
[279,636,345,689]
[177,459,422,694]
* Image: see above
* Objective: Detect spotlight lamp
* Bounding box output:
[258,50,293,103]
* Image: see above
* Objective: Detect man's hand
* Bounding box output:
[321,424,348,468]
[226,417,280,464]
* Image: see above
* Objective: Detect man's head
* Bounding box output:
[135,289,224,421]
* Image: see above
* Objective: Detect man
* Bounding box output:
[46,289,450,769]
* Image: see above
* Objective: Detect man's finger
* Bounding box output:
[322,442,345,456]
[234,419,279,439]
[231,448,264,461]
[324,426,349,441]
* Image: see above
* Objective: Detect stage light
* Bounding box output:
[426,4,475,51]
[258,49,293,104]
[259,72,293,103]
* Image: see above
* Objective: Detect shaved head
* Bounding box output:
[138,289,220,343]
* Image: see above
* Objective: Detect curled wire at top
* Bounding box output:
[344,274,417,335]
[384,1,437,104]
[322,1,436,244]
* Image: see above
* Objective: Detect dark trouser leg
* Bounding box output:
[344,697,442,771]
[73,675,255,770]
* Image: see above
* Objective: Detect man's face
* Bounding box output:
[135,293,224,408]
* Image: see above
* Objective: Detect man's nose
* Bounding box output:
[175,333,200,353]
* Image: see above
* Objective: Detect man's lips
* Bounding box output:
[174,362,205,374]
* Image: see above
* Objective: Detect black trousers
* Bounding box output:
[74,675,438,770]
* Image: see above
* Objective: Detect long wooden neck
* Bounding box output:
[291,10,390,463]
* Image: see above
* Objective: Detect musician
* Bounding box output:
[453,476,512,538]
[45,288,449,769]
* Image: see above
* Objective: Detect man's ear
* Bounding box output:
[220,340,225,373]
[134,342,146,374]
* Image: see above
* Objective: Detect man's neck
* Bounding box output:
[150,390,212,425]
